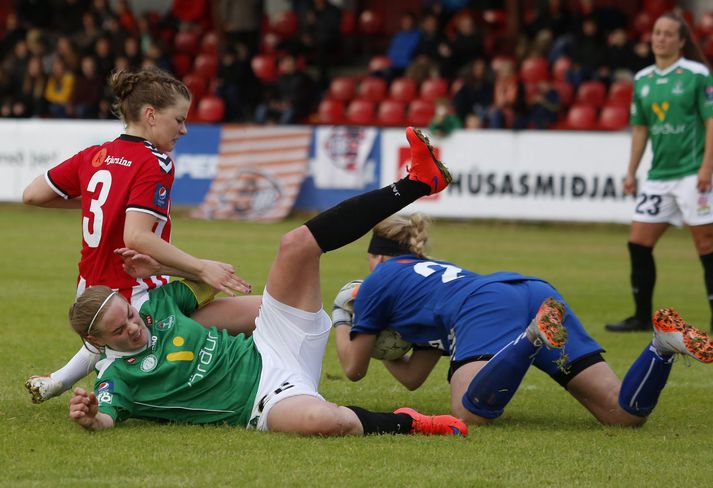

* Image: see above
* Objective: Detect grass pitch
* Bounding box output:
[2,204,712,487]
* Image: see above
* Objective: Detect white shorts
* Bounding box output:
[632,174,713,226]
[248,287,331,431]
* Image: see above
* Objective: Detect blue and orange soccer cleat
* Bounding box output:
[653,307,713,363]
[394,407,468,437]
[526,297,567,349]
[405,127,452,195]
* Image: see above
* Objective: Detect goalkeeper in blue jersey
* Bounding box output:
[333,213,713,427]
[67,128,468,437]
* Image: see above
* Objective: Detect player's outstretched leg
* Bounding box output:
[394,407,468,436]
[653,307,713,363]
[25,375,64,404]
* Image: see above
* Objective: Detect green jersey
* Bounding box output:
[94,281,262,427]
[631,58,713,180]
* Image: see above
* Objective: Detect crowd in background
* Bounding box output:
[0,0,708,130]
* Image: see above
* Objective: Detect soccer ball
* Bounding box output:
[371,328,412,360]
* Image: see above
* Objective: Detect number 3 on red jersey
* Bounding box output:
[83,170,112,248]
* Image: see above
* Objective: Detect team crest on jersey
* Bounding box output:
[672,81,684,95]
[97,381,113,392]
[705,85,713,101]
[154,184,170,208]
[91,148,107,168]
[97,391,113,404]
[143,314,153,325]
[140,354,158,372]
[157,315,175,331]
[641,85,650,97]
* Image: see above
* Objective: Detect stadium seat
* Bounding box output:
[340,10,356,35]
[552,80,574,107]
[642,0,675,17]
[183,73,207,100]
[377,99,406,126]
[346,99,375,125]
[368,55,391,73]
[389,77,418,103]
[566,104,597,130]
[407,99,435,127]
[419,78,448,102]
[200,31,218,54]
[357,76,387,103]
[171,53,192,78]
[598,105,630,131]
[317,99,345,124]
[193,53,218,80]
[607,80,634,107]
[575,81,606,108]
[251,54,278,82]
[551,57,571,82]
[358,9,383,35]
[196,96,225,123]
[519,57,549,84]
[328,76,357,102]
[271,10,298,38]
[174,30,199,55]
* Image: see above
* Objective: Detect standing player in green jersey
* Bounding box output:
[67,127,469,437]
[606,12,713,333]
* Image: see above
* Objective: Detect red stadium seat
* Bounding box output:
[196,95,225,123]
[357,76,387,103]
[340,10,356,35]
[407,99,435,127]
[552,80,574,107]
[552,57,571,82]
[368,55,391,73]
[598,105,630,131]
[389,77,418,103]
[272,10,298,38]
[519,57,549,84]
[359,9,383,35]
[566,104,597,130]
[328,77,357,102]
[174,29,199,55]
[575,81,606,108]
[346,99,375,125]
[251,54,278,82]
[171,53,192,78]
[183,73,207,100]
[318,99,345,124]
[200,31,218,54]
[377,99,406,126]
[193,53,218,80]
[607,80,634,107]
[419,78,448,102]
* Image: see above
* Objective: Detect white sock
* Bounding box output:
[49,345,100,391]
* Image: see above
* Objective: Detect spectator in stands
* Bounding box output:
[93,35,115,81]
[442,14,484,79]
[26,28,52,73]
[405,55,440,85]
[631,37,655,73]
[415,11,449,77]
[74,11,102,55]
[143,41,171,72]
[215,0,263,58]
[114,0,138,34]
[44,57,75,118]
[603,27,637,83]
[216,43,261,122]
[53,0,87,35]
[526,0,572,40]
[567,15,606,88]
[487,59,528,129]
[255,54,315,125]
[0,12,26,61]
[428,97,462,137]
[15,0,53,29]
[385,12,422,80]
[55,35,79,73]
[15,55,46,117]
[164,0,211,32]
[3,39,30,92]
[300,0,342,89]
[527,80,560,130]
[70,55,104,119]
[122,36,143,69]
[452,58,493,128]
[91,0,118,30]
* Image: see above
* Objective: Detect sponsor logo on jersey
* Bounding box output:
[105,155,133,167]
[144,314,153,325]
[156,315,175,331]
[97,391,113,404]
[655,78,668,84]
[675,69,683,74]
[167,335,195,362]
[651,102,669,121]
[650,123,685,135]
[98,381,113,392]
[91,148,107,167]
[125,357,137,364]
[705,85,713,101]
[140,354,158,372]
[187,329,219,386]
[153,184,170,209]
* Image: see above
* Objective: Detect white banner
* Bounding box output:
[380,129,652,223]
[0,119,122,201]
[311,126,377,189]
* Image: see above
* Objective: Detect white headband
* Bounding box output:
[86,291,117,335]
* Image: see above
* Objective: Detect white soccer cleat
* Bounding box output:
[25,375,65,404]
[653,308,713,363]
[525,297,567,349]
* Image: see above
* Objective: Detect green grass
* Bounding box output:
[2,204,712,487]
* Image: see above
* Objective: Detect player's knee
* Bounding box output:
[452,398,494,426]
[278,226,319,260]
[298,403,352,436]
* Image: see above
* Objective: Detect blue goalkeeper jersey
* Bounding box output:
[351,255,544,351]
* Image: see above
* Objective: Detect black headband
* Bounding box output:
[367,234,411,256]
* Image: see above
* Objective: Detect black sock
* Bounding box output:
[346,406,413,435]
[699,252,713,325]
[628,242,655,323]
[305,178,430,253]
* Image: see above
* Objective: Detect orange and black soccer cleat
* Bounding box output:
[404,127,452,195]
[653,307,713,363]
[394,407,468,437]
